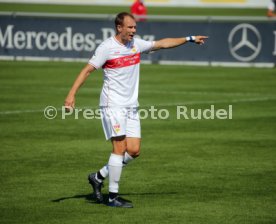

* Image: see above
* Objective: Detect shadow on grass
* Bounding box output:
[52,193,100,204]
[52,192,178,205]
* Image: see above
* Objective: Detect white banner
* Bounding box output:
[0,0,270,8]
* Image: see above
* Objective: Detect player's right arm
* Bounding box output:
[64,64,95,109]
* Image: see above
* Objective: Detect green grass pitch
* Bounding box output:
[0,2,265,16]
[0,61,275,223]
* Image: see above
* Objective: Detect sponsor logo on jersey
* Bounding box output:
[103,53,141,69]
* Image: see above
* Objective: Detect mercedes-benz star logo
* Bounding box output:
[228,23,261,62]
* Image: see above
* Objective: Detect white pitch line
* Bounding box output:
[56,87,261,96]
[142,90,261,96]
[40,87,261,97]
[142,97,276,108]
[0,109,45,115]
[0,96,275,115]
[9,85,261,97]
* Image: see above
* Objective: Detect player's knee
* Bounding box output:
[131,150,140,158]
[112,135,127,155]
[128,146,140,158]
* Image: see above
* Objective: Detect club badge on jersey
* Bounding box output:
[113,124,121,133]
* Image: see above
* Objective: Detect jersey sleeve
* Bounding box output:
[88,43,108,69]
[135,38,155,54]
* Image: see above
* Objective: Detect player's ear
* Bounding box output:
[117,25,123,32]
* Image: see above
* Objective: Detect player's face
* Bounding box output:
[118,16,136,43]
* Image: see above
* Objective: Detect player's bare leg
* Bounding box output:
[126,137,141,158]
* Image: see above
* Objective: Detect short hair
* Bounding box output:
[115,12,135,31]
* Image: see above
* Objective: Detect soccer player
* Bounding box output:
[131,0,147,21]
[267,0,276,17]
[64,12,208,208]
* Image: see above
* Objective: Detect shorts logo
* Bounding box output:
[113,124,121,133]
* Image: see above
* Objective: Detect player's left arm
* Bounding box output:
[152,36,208,51]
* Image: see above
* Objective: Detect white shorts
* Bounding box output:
[100,107,141,140]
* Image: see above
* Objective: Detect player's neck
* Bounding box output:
[115,35,129,46]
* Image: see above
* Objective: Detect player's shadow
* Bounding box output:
[52,193,108,204]
[52,192,177,205]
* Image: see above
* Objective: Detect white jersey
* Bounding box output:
[89,36,154,107]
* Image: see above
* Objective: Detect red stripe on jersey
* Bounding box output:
[102,53,141,69]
